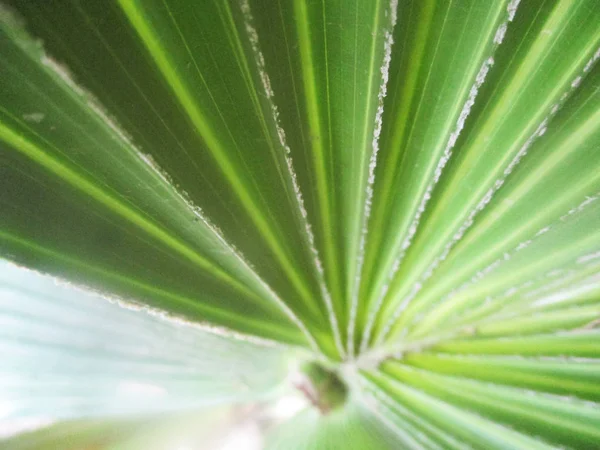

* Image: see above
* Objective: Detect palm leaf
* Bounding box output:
[1,0,598,448]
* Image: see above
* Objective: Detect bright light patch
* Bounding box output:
[117,381,167,397]
[271,393,307,420]
[217,422,262,450]
[0,417,55,439]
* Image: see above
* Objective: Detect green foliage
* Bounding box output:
[297,362,348,413]
[0,0,599,448]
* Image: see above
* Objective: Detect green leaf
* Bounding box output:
[1,0,599,447]
[247,0,399,357]
[265,398,399,450]
[382,361,600,448]
[2,409,246,450]
[361,370,554,449]
[402,352,600,402]
[370,0,600,346]
[357,0,515,352]
[0,260,292,421]
[0,3,326,352]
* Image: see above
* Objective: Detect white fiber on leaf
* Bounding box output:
[239,0,336,357]
[349,0,398,358]
[377,39,599,344]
